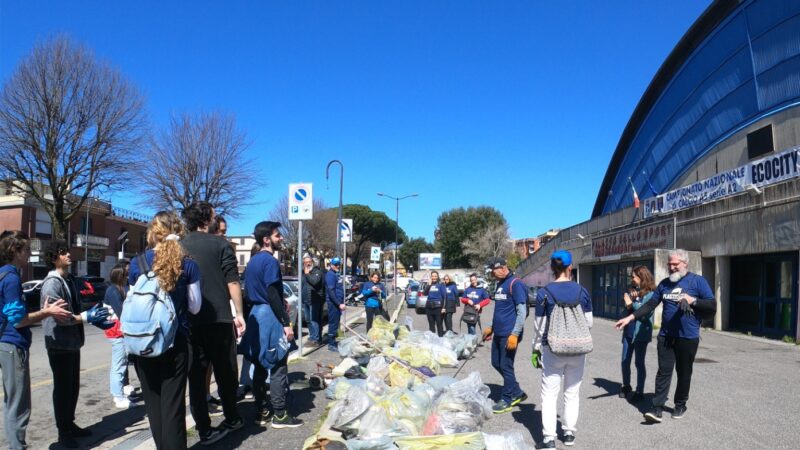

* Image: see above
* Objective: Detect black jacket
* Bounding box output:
[181,231,239,325]
[302,266,325,304]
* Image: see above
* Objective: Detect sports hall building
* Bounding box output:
[517,0,800,340]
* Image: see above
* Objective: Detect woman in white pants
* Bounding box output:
[532,250,593,448]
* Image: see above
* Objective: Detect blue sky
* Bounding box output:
[0,0,710,242]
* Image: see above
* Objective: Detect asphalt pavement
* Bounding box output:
[3,298,798,449]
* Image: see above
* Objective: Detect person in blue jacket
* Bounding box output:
[0,231,72,450]
[325,258,345,351]
[619,265,655,402]
[424,271,446,337]
[442,274,459,333]
[616,249,716,423]
[362,272,387,331]
[482,257,528,415]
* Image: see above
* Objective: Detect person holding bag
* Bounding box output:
[619,266,655,402]
[424,271,446,337]
[532,250,593,449]
[460,273,490,334]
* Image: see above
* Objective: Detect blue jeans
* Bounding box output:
[621,338,649,393]
[109,338,128,398]
[0,342,30,450]
[303,302,323,342]
[491,335,523,403]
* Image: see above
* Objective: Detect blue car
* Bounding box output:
[406,281,420,307]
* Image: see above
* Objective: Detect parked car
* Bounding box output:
[406,281,420,307]
[415,281,430,314]
[22,280,43,312]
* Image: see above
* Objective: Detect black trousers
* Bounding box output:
[188,323,241,432]
[444,312,454,332]
[653,336,699,408]
[253,354,289,413]
[365,306,388,331]
[426,309,444,337]
[134,335,189,450]
[47,350,80,433]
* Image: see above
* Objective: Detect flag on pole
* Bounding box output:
[642,170,659,196]
[628,177,640,209]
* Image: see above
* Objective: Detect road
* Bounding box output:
[3,297,799,449]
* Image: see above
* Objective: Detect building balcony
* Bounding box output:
[73,233,110,249]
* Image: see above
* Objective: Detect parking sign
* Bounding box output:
[288,183,313,220]
[370,246,381,261]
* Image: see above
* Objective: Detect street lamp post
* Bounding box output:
[326,160,344,260]
[377,192,418,294]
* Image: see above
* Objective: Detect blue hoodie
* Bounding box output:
[361,281,386,309]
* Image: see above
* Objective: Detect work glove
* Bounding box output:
[679,298,694,316]
[531,350,542,369]
[506,334,519,351]
[2,301,26,327]
[482,327,493,341]
[81,304,114,330]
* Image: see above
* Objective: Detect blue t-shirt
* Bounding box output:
[491,274,528,337]
[0,265,32,350]
[425,282,446,308]
[652,272,714,339]
[128,250,200,336]
[464,286,490,304]
[244,251,282,306]
[535,281,592,346]
[361,281,385,309]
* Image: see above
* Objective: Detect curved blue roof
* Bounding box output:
[594,0,800,217]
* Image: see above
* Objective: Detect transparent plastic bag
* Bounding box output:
[429,371,492,434]
[345,436,395,450]
[482,431,528,450]
[394,432,485,450]
[358,404,404,439]
[378,388,433,436]
[366,356,390,380]
[367,317,396,349]
[388,362,416,388]
[338,336,374,358]
[329,386,372,430]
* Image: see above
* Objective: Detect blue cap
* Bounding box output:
[330,257,341,266]
[551,249,572,266]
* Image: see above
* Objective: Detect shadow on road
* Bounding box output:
[587,377,622,400]
[46,406,147,449]
[512,402,543,443]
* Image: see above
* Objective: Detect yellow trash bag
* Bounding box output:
[394,432,485,450]
[367,316,396,349]
[388,344,439,375]
[388,362,417,388]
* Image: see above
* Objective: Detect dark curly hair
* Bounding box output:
[181,201,214,232]
[0,230,29,266]
[45,240,70,270]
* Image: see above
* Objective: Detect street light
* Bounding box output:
[377,192,418,294]
[326,160,344,260]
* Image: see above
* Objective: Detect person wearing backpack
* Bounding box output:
[460,273,490,334]
[615,249,716,423]
[442,274,459,333]
[481,257,528,415]
[619,265,655,403]
[424,271,446,337]
[127,211,201,450]
[40,240,115,449]
[0,231,72,450]
[532,250,593,449]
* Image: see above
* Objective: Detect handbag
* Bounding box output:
[460,303,479,325]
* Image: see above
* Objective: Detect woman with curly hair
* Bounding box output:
[128,211,201,450]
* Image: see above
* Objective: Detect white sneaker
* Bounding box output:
[123,385,136,396]
[114,397,133,409]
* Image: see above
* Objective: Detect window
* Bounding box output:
[747,125,774,159]
[239,254,245,265]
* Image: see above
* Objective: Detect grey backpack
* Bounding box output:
[544,286,593,356]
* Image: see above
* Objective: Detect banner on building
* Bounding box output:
[592,220,674,258]
[644,146,800,218]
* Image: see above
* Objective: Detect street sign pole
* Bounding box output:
[342,242,347,337]
[288,182,313,355]
[296,220,303,355]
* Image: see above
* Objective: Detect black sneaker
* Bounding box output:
[509,392,528,407]
[255,409,273,426]
[199,427,229,446]
[563,431,575,446]
[619,385,632,398]
[535,438,556,449]
[272,412,303,428]
[644,407,663,423]
[208,402,224,417]
[672,404,687,419]
[58,434,79,449]
[221,417,244,432]
[68,424,92,437]
[492,399,512,414]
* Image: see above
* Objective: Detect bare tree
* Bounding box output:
[462,223,513,268]
[139,111,257,217]
[267,196,332,269]
[0,36,147,238]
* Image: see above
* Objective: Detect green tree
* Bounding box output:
[342,204,407,275]
[398,237,434,273]
[434,206,507,268]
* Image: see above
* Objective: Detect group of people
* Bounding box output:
[472,248,716,449]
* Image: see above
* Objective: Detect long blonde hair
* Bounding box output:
[146,211,186,292]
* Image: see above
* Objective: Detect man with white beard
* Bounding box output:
[615,249,716,423]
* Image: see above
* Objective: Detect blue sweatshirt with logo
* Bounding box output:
[424,282,446,309]
[492,274,528,337]
[633,272,715,339]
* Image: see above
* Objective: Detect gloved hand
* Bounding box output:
[531,350,542,368]
[2,300,26,327]
[506,334,519,351]
[81,304,114,330]
[482,327,493,341]
[679,298,694,316]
